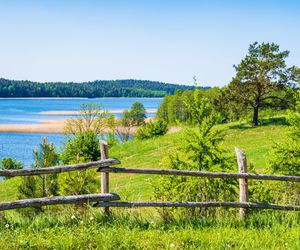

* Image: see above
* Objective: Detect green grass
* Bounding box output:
[0,209,299,249]
[0,119,290,202]
[0,118,297,249]
[108,119,289,200]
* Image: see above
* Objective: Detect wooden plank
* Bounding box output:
[0,159,120,177]
[98,167,300,182]
[0,193,120,211]
[235,147,249,217]
[100,141,110,215]
[94,201,300,211]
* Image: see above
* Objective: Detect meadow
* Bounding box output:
[0,117,298,249]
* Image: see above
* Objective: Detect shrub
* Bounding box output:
[0,157,23,180]
[0,157,23,170]
[129,101,146,126]
[18,138,59,212]
[61,131,100,164]
[153,93,237,218]
[135,120,168,140]
[59,131,99,195]
[269,86,300,176]
[265,86,300,205]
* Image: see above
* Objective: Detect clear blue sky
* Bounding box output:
[0,0,299,86]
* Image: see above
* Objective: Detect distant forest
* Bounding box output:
[0,78,199,98]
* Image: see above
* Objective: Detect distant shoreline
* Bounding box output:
[0,97,163,100]
[39,109,157,115]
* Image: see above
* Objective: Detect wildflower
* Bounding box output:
[71,215,76,220]
[89,216,94,221]
[170,243,175,248]
[80,220,84,224]
[5,224,9,229]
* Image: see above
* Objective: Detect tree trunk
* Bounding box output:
[252,107,259,126]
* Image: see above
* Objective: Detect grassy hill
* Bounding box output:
[0,119,289,202]
[0,119,298,249]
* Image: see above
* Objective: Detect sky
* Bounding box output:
[0,0,299,87]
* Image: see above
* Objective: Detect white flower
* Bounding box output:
[170,243,175,248]
[5,224,9,229]
[89,216,94,221]
[71,215,76,220]
[80,220,84,224]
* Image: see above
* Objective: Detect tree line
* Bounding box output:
[0,79,198,98]
[157,42,300,126]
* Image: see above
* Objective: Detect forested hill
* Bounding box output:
[0,78,199,98]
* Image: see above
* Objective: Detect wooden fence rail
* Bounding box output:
[0,158,120,177]
[0,193,120,211]
[97,167,300,182]
[0,141,299,215]
[94,201,300,211]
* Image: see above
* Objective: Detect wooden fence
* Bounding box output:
[0,141,299,217]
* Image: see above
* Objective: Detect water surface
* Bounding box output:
[0,98,162,166]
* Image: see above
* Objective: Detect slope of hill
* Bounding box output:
[0,120,289,202]
[0,120,298,249]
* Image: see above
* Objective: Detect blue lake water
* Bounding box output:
[0,133,66,166]
[0,98,161,124]
[0,98,162,166]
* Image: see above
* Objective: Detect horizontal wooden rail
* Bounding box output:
[98,167,300,182]
[94,201,300,211]
[0,159,120,177]
[0,193,120,211]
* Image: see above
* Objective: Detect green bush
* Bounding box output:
[135,120,168,140]
[0,158,23,180]
[59,131,100,195]
[18,138,59,212]
[61,131,100,164]
[269,86,300,176]
[0,158,23,171]
[129,101,146,126]
[153,93,237,218]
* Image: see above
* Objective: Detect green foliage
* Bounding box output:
[128,101,146,126]
[18,138,59,211]
[0,158,23,180]
[154,93,237,217]
[64,103,107,135]
[59,131,100,195]
[0,158,23,170]
[156,88,228,125]
[107,112,134,143]
[226,42,299,126]
[107,102,146,142]
[62,131,100,164]
[0,210,299,249]
[0,78,195,98]
[135,120,168,140]
[269,87,300,176]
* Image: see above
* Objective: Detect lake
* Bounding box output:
[0,98,162,166]
[0,97,161,124]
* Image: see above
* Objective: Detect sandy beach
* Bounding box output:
[0,119,67,133]
[0,108,158,133]
[0,118,180,134]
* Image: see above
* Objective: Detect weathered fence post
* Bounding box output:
[100,140,110,215]
[235,147,249,218]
